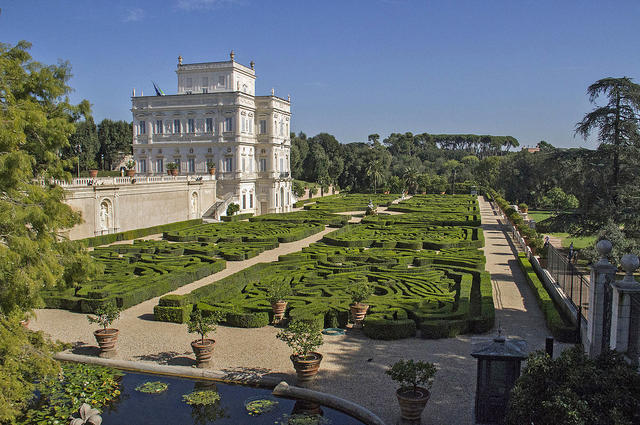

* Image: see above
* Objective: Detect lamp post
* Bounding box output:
[101,153,104,171]
[75,143,81,179]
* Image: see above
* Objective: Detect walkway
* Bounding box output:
[30,196,561,425]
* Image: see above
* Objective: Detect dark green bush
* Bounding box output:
[225,311,270,328]
[363,316,417,340]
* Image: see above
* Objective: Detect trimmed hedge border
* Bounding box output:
[82,219,203,247]
[517,253,577,342]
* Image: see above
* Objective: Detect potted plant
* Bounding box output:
[518,202,529,214]
[206,160,216,175]
[349,281,373,328]
[265,281,292,324]
[386,359,437,424]
[87,303,121,358]
[276,319,324,383]
[167,162,179,176]
[87,159,99,178]
[187,309,223,368]
[125,159,136,177]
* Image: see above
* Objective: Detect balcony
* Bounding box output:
[279,172,290,179]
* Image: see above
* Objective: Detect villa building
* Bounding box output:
[131,51,293,215]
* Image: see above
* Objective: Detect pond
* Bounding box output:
[100,371,366,425]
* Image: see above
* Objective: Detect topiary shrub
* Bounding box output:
[363,316,416,340]
[225,311,270,328]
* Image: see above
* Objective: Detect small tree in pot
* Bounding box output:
[87,303,121,358]
[87,159,99,178]
[166,162,179,176]
[349,281,373,328]
[386,359,437,424]
[125,159,136,177]
[276,319,324,384]
[206,160,216,175]
[265,281,292,324]
[187,309,223,368]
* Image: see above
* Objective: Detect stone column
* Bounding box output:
[586,240,617,357]
[609,254,640,352]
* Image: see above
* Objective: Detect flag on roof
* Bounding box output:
[152,81,165,96]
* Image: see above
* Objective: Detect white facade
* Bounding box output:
[131,52,292,215]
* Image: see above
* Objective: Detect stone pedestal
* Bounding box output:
[586,240,617,358]
[609,254,640,353]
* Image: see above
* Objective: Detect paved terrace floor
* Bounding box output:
[32,196,565,425]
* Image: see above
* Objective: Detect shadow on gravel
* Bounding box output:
[71,342,100,356]
[135,351,194,366]
[137,313,156,321]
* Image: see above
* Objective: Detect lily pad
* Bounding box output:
[182,390,221,406]
[135,381,169,394]
[244,396,279,416]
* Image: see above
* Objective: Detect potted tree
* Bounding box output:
[265,281,292,324]
[187,309,223,368]
[349,281,373,328]
[276,319,324,383]
[87,159,99,178]
[206,160,216,175]
[167,162,179,176]
[386,359,437,424]
[87,303,121,358]
[125,159,136,177]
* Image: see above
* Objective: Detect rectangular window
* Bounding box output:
[173,159,181,172]
[174,119,181,134]
[259,120,267,134]
[188,118,195,133]
[242,194,246,210]
[156,158,163,173]
[241,117,246,133]
[186,77,192,88]
[242,158,246,171]
[165,120,172,133]
[275,193,278,207]
[155,120,163,134]
[205,118,213,133]
[249,119,253,134]
[224,117,232,132]
[139,121,146,135]
[249,194,253,208]
[138,159,147,173]
[287,191,290,206]
[218,75,225,86]
[188,158,195,173]
[202,77,208,89]
[259,158,266,172]
[279,122,284,136]
[224,157,233,172]
[280,158,284,172]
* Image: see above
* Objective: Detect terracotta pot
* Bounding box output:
[191,338,215,367]
[290,352,322,383]
[396,387,430,424]
[94,328,119,358]
[271,301,287,323]
[350,303,369,328]
[89,169,99,178]
[208,167,216,175]
[126,169,135,177]
[169,169,178,176]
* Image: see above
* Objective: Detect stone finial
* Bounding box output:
[618,253,640,289]
[271,88,275,96]
[178,55,183,65]
[250,60,255,70]
[596,239,613,265]
[287,94,291,102]
[230,50,235,61]
[132,88,136,96]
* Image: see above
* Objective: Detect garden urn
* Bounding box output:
[93,328,119,358]
[191,338,215,367]
[350,303,369,328]
[290,352,323,384]
[396,386,430,424]
[271,301,287,323]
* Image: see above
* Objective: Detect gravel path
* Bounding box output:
[31,196,561,425]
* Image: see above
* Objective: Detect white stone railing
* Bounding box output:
[51,174,215,187]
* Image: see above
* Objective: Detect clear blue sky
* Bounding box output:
[3,0,640,148]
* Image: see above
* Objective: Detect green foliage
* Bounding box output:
[581,220,640,266]
[542,187,579,213]
[135,381,169,394]
[292,180,306,197]
[82,218,203,247]
[349,281,373,304]
[265,280,292,304]
[518,203,528,212]
[245,398,278,416]
[20,362,122,425]
[97,119,132,169]
[0,40,102,315]
[187,309,223,343]
[125,159,135,170]
[506,346,640,425]
[276,319,324,358]
[86,303,120,330]
[206,160,216,169]
[182,390,221,406]
[220,212,253,222]
[386,359,437,394]
[0,315,64,423]
[226,203,240,216]
[166,161,178,171]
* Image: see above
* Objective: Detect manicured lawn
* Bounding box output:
[558,233,597,250]
[528,210,554,223]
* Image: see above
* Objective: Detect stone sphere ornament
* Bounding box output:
[621,253,640,275]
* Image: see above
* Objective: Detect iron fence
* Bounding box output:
[547,243,590,324]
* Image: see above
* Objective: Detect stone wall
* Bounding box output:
[61,176,216,240]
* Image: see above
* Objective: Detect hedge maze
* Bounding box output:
[303,193,399,213]
[44,216,329,313]
[155,194,494,340]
